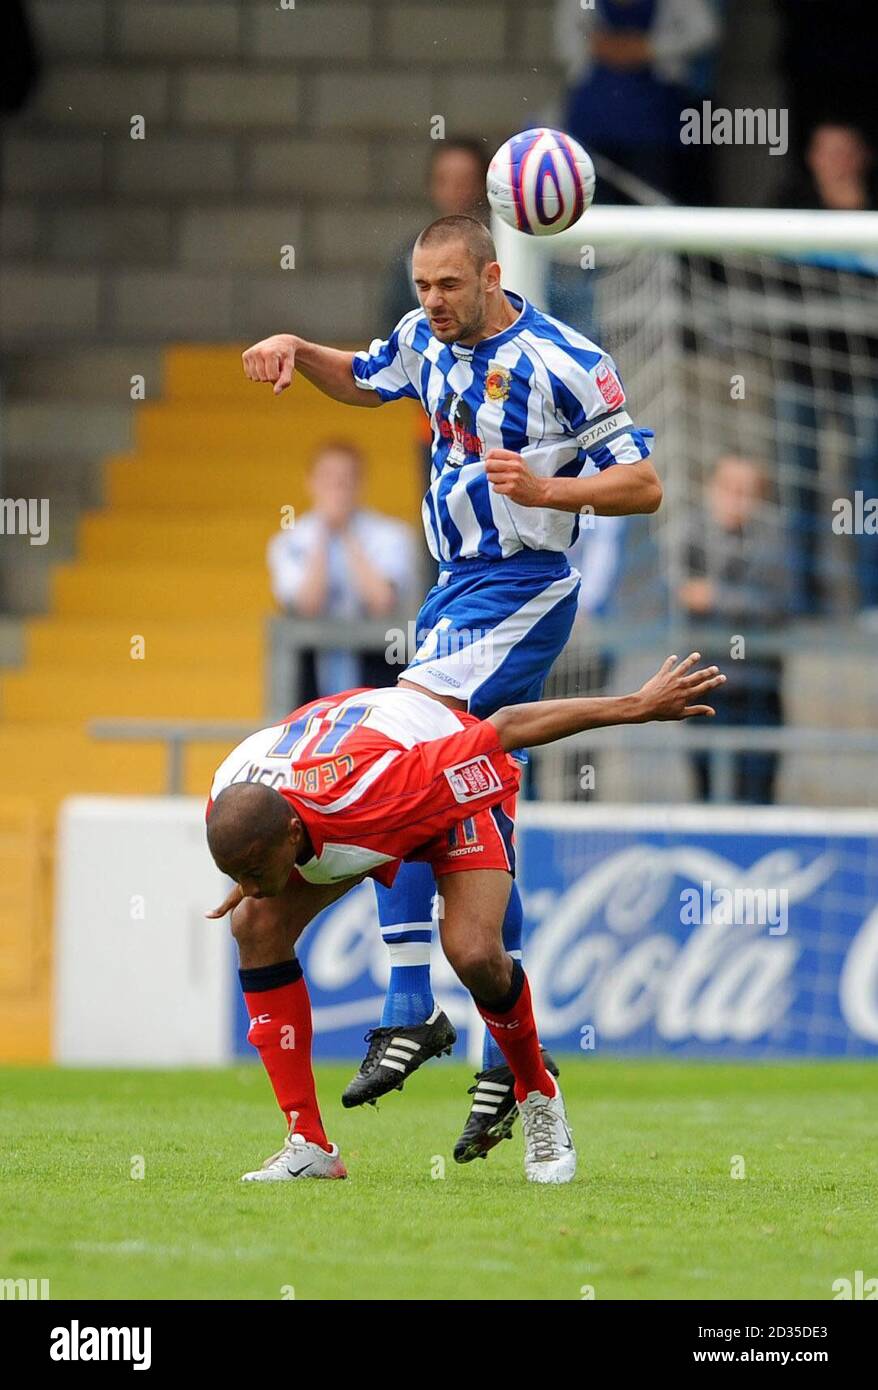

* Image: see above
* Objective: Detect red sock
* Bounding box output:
[240,959,330,1150]
[474,963,554,1102]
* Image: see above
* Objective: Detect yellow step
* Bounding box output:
[164,343,371,402]
[79,511,278,565]
[0,796,51,1059]
[25,618,262,670]
[52,563,272,619]
[133,400,419,451]
[0,726,169,798]
[103,457,421,517]
[0,727,249,814]
[1,667,263,721]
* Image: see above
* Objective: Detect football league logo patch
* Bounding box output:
[445,755,503,803]
[485,362,512,403]
[595,363,624,409]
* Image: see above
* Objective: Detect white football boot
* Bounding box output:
[517,1076,577,1184]
[241,1122,347,1182]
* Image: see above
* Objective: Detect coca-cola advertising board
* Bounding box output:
[232,806,878,1059]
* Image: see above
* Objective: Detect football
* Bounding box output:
[486,127,596,236]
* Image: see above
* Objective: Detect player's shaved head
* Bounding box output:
[415,215,496,271]
[207,783,306,898]
[207,783,293,862]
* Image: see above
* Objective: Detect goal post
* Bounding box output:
[495,205,878,268]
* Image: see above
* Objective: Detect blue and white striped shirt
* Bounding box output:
[351,290,654,562]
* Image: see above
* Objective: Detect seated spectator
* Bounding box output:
[382,138,489,329]
[267,442,417,701]
[677,456,789,804]
[554,0,721,203]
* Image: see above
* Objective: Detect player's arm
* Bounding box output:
[545,455,661,515]
[488,653,725,751]
[485,449,662,515]
[205,873,360,921]
[242,333,383,407]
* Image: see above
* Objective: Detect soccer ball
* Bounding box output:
[486,128,595,237]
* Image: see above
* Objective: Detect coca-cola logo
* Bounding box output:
[299,836,878,1053]
[524,844,833,1042]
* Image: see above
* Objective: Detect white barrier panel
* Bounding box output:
[55,797,232,1065]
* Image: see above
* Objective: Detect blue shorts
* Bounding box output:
[401,549,581,719]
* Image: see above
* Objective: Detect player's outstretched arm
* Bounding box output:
[242,333,383,407]
[488,653,725,751]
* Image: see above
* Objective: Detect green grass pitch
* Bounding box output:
[1,1059,874,1301]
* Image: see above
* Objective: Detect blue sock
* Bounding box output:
[482,883,524,1070]
[375,861,436,1028]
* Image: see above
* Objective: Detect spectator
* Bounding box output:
[267,442,417,701]
[780,123,877,212]
[554,0,721,204]
[678,456,788,804]
[775,122,878,617]
[382,138,489,328]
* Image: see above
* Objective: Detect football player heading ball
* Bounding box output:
[242,133,662,1160]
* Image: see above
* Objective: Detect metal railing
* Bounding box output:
[89,715,878,800]
[89,614,878,799]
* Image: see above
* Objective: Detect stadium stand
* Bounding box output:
[0,343,420,1057]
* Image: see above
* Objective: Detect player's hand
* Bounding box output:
[485,450,549,507]
[636,652,726,721]
[205,882,244,919]
[242,333,299,395]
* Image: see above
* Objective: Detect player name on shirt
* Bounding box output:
[208,687,520,887]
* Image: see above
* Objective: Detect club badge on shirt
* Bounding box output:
[485,362,512,403]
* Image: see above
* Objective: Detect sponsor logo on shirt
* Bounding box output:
[595,363,624,409]
[436,391,483,465]
[445,755,503,803]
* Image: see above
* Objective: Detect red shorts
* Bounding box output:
[411,790,518,878]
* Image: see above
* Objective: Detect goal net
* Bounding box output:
[493,208,878,808]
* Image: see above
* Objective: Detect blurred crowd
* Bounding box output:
[4,0,875,806]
